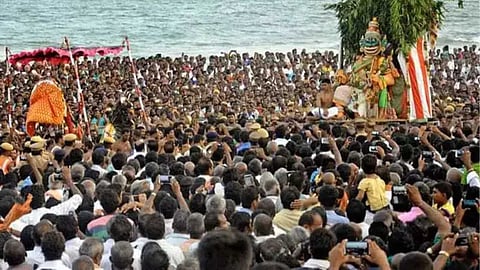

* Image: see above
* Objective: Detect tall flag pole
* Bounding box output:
[5,47,12,128]
[64,37,90,139]
[125,37,147,126]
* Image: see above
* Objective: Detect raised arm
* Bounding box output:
[141,177,161,214]
[406,184,450,236]
[62,167,83,198]
[381,131,400,157]
[329,136,343,166]
[172,178,189,211]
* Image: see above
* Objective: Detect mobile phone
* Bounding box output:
[321,137,329,144]
[462,199,477,209]
[369,146,377,153]
[422,151,433,161]
[345,241,369,256]
[455,235,469,246]
[371,131,380,136]
[159,175,172,184]
[244,174,255,186]
[455,150,464,158]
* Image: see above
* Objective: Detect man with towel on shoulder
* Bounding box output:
[0,142,15,174]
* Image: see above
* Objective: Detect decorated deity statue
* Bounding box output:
[350,17,400,119]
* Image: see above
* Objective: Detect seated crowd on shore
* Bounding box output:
[0,46,478,270]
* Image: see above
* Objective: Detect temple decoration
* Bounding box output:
[348,18,401,119]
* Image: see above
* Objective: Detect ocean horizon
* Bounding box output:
[0,0,479,59]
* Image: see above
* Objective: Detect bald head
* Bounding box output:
[73,255,95,270]
[3,239,26,266]
[82,180,96,198]
[446,168,462,183]
[391,253,406,270]
[253,214,273,237]
[235,162,248,174]
[322,172,336,186]
[184,162,195,175]
[409,127,420,137]
[399,252,432,270]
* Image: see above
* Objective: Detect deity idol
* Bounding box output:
[349,18,400,119]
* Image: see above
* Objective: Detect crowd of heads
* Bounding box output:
[0,46,478,270]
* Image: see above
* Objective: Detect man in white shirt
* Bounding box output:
[109,242,134,270]
[79,238,104,270]
[165,210,190,247]
[127,140,146,161]
[273,125,289,147]
[253,214,275,244]
[100,215,140,270]
[10,179,83,234]
[346,199,370,239]
[91,149,108,179]
[27,220,72,268]
[302,228,336,269]
[261,174,280,210]
[136,213,185,267]
[3,239,33,270]
[56,215,83,262]
[37,231,71,270]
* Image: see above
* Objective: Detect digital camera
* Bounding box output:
[391,185,412,212]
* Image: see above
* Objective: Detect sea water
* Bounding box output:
[0,0,478,58]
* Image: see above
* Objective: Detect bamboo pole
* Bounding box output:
[124,37,147,127]
[5,47,12,128]
[64,37,91,140]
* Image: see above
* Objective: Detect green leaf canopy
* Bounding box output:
[326,0,446,58]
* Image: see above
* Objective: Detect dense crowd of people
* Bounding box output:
[0,45,478,270]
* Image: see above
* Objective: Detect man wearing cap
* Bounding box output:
[30,142,49,172]
[63,133,77,156]
[249,122,261,132]
[0,142,14,174]
[31,136,52,165]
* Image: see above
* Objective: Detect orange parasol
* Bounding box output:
[26,80,66,136]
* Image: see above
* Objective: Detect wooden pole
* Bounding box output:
[64,37,91,140]
[125,37,147,127]
[339,39,344,69]
[5,47,12,128]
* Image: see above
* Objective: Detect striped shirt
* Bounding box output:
[86,214,115,242]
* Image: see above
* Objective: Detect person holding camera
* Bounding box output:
[432,232,479,270]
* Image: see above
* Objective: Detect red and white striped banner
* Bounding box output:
[398,38,432,120]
